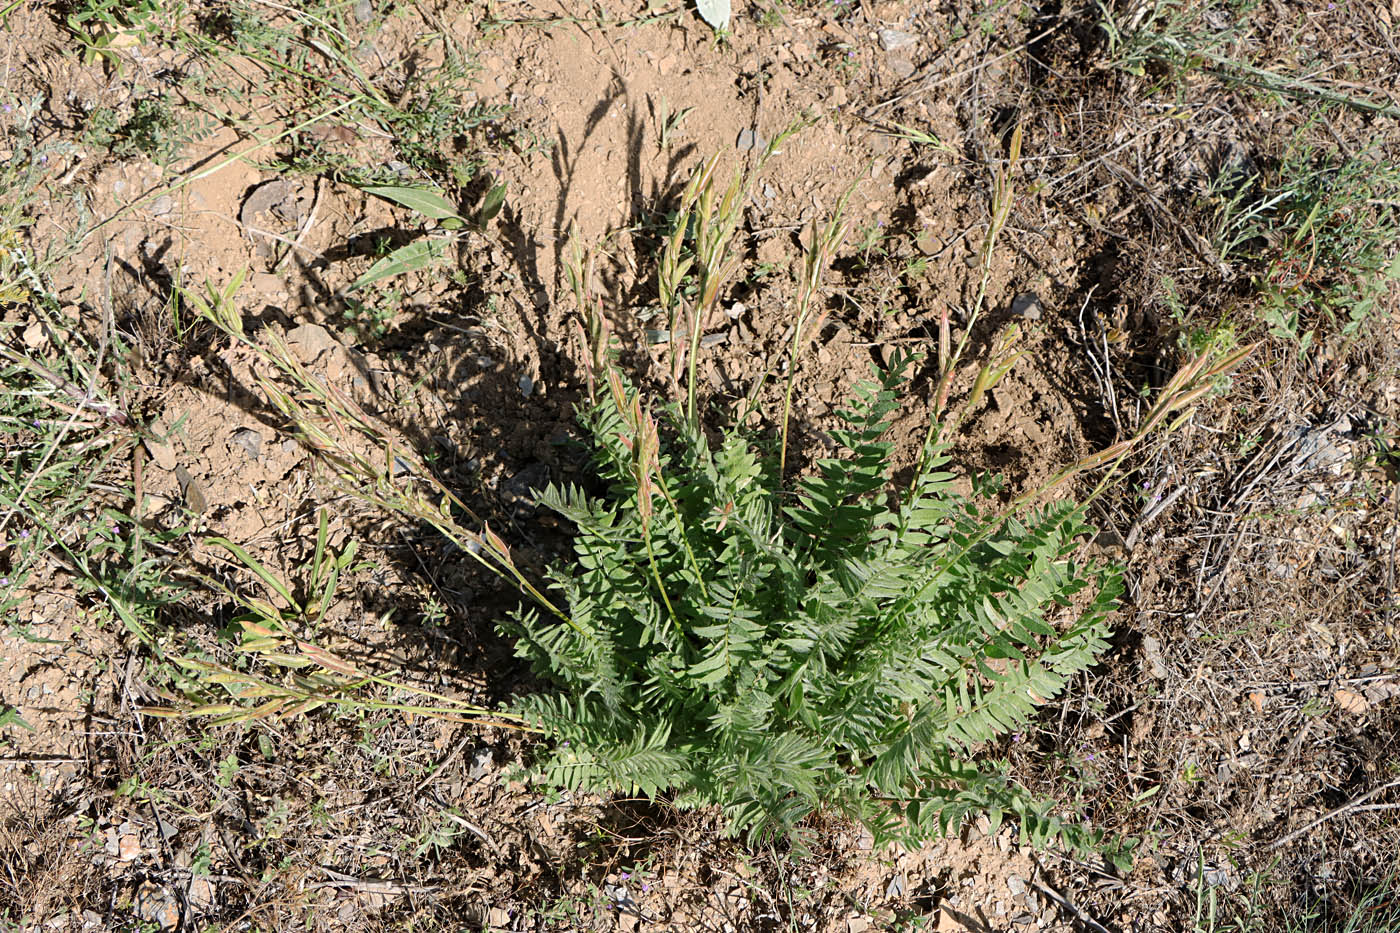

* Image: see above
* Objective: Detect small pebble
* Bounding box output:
[518,373,534,397]
[353,0,373,21]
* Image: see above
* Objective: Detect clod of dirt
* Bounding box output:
[188,878,215,909]
[1011,292,1043,321]
[144,424,178,472]
[21,320,45,348]
[285,322,340,365]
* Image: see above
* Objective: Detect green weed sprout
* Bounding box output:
[1212,136,1400,350]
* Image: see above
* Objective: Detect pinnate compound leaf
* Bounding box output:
[503,355,1125,863]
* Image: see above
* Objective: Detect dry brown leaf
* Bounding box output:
[1249,691,1265,713]
[1362,680,1400,705]
[306,123,359,145]
[1334,689,1369,715]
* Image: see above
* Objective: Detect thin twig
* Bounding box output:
[310,865,441,894]
[1267,778,1400,851]
[276,177,324,272]
[1031,863,1116,933]
[863,25,1059,116]
[1247,672,1400,690]
[1124,485,1190,552]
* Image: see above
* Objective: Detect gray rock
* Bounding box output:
[502,462,549,503]
[737,127,768,152]
[1011,292,1042,320]
[878,28,918,51]
[230,428,262,461]
[888,56,915,79]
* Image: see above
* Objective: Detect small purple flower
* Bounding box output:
[19,530,29,539]
[1,578,9,586]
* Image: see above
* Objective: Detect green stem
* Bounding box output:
[642,526,688,649]
[686,297,703,428]
[653,472,711,605]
